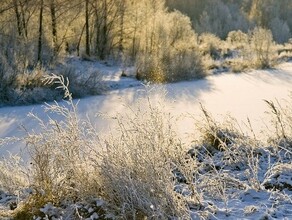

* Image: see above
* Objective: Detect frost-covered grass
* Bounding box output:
[0,57,112,106]
[0,73,292,219]
[198,29,292,74]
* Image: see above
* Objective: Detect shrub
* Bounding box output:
[135,11,205,83]
[0,155,28,195]
[225,27,277,71]
[0,37,61,105]
[263,163,292,190]
[136,53,166,82]
[249,27,277,69]
[195,105,243,153]
[0,63,106,106]
[0,75,101,218]
[96,97,200,218]
[0,66,63,106]
[264,98,292,151]
[227,30,249,49]
[58,65,106,98]
[198,33,226,60]
[136,49,204,83]
[224,58,250,73]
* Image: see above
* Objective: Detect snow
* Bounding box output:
[60,56,140,90]
[0,59,292,219]
[0,60,291,155]
[0,191,16,216]
[189,141,292,219]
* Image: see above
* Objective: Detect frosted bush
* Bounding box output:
[227,30,248,49]
[198,33,226,60]
[225,27,277,71]
[136,10,205,83]
[249,27,277,69]
[58,66,106,97]
[0,155,28,195]
[96,97,199,218]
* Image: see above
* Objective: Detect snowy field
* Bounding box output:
[0,59,292,219]
[0,59,291,156]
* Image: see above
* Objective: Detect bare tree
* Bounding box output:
[85,0,90,56]
[13,0,22,37]
[118,0,126,54]
[50,0,58,57]
[37,0,44,64]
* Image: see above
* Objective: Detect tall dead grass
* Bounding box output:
[0,76,199,219]
[96,98,199,218]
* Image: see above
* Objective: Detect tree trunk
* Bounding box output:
[19,2,28,38]
[37,0,44,65]
[13,0,22,37]
[50,0,58,57]
[118,0,125,54]
[100,0,108,60]
[77,23,86,56]
[85,0,90,56]
[94,3,100,56]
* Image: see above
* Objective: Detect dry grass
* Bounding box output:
[136,49,205,83]
[0,77,199,219]
[96,98,199,218]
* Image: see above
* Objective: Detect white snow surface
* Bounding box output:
[0,60,291,156]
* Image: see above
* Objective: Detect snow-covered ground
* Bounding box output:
[0,59,292,219]
[0,60,291,156]
[59,56,141,90]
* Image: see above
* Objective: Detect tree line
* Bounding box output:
[0,0,193,65]
[0,0,291,105]
[166,0,292,43]
[1,0,291,68]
